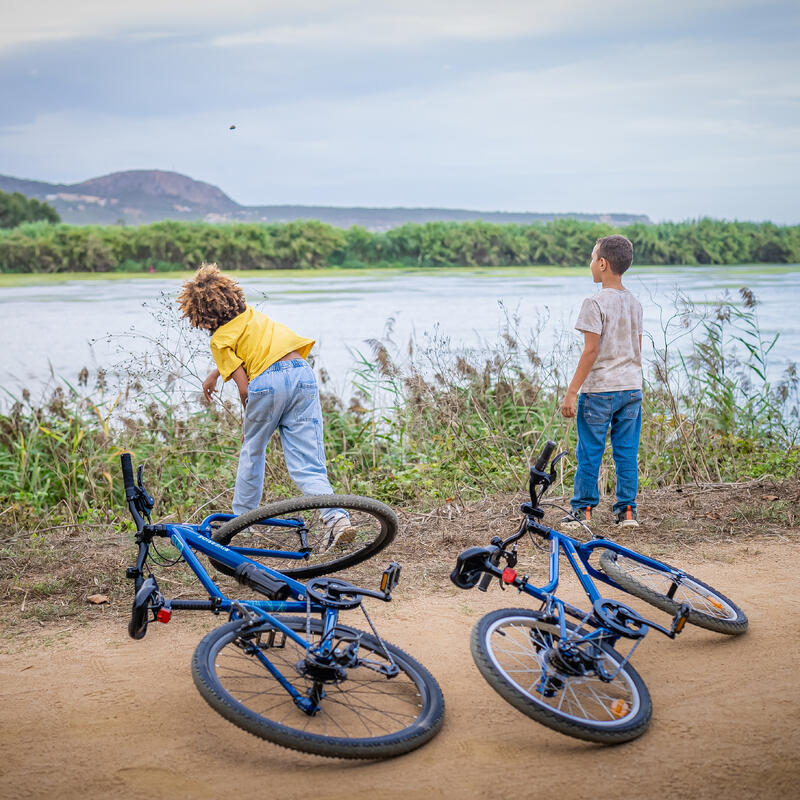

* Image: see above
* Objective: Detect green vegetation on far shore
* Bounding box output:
[0,189,60,229]
[1,217,799,275]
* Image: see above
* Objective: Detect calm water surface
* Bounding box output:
[2,265,799,399]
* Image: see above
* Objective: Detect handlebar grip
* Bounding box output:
[534,440,557,472]
[121,453,135,491]
[477,571,494,592]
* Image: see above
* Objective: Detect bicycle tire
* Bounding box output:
[211,494,397,579]
[471,608,652,744]
[598,550,748,635]
[192,617,445,759]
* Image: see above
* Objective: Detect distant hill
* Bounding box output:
[0,170,651,230]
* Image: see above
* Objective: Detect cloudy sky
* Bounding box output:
[1,0,798,222]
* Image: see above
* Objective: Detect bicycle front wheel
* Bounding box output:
[471,608,652,744]
[192,617,445,759]
[211,494,397,578]
[598,550,748,635]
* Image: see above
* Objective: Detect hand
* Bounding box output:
[202,371,219,404]
[561,391,578,418]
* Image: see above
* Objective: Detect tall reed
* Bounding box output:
[1,289,797,527]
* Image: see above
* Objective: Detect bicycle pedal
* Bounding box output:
[258,629,286,649]
[380,562,402,595]
[671,603,692,637]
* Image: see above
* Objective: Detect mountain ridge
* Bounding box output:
[0,169,652,230]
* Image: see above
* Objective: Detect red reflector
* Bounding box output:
[502,568,517,584]
[156,608,172,623]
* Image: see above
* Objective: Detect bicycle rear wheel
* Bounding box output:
[192,617,445,759]
[471,608,651,744]
[211,494,397,579]
[598,550,748,635]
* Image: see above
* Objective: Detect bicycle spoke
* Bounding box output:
[486,616,639,726]
[203,621,434,746]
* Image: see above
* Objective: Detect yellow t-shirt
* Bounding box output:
[210,306,314,381]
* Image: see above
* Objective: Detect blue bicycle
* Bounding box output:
[451,441,747,744]
[120,454,444,759]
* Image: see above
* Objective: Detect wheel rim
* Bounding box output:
[222,505,387,574]
[485,615,641,727]
[610,555,740,621]
[210,625,429,743]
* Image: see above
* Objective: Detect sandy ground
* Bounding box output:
[2,538,799,800]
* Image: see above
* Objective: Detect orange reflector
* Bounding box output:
[709,598,724,610]
[610,699,629,719]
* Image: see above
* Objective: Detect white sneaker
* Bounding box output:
[324,515,356,550]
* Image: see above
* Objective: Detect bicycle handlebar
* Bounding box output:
[533,440,556,472]
[121,452,136,498]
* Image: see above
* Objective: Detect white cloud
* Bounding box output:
[4,32,797,221]
[2,0,760,53]
[1,2,797,221]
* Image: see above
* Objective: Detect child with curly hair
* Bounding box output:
[177,263,354,546]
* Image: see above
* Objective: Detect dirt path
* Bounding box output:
[2,539,798,800]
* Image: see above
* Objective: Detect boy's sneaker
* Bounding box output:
[560,507,592,530]
[324,514,357,550]
[613,506,639,527]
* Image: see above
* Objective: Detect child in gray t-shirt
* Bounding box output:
[560,235,643,528]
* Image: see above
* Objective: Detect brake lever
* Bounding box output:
[549,450,569,480]
[136,464,155,518]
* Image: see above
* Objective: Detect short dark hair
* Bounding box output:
[595,235,634,275]
[177,263,246,331]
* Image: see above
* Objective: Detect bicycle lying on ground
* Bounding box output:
[120,453,444,758]
[451,441,747,744]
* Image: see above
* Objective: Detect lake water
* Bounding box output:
[2,265,799,403]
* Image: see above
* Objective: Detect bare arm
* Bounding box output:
[202,369,221,403]
[230,366,249,406]
[561,331,601,418]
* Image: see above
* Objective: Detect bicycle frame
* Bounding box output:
[129,517,388,712]
[196,512,311,562]
[525,528,675,606]
[137,518,342,622]
[454,511,689,648]
[505,525,688,646]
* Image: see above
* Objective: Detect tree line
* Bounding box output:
[1,215,798,273]
[0,190,60,229]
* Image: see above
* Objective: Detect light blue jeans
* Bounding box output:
[233,359,340,518]
[571,389,642,515]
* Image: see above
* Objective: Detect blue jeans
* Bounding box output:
[571,389,642,515]
[233,359,339,517]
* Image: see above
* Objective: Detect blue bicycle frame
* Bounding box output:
[526,528,676,607]
[196,512,310,562]
[132,518,352,711]
[465,522,689,646]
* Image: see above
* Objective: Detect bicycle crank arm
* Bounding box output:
[355,658,400,678]
[639,602,692,639]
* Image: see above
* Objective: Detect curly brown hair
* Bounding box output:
[177,263,246,331]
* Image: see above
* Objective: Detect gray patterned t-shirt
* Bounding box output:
[575,288,643,392]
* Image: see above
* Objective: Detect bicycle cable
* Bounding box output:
[147,540,185,567]
[539,501,595,538]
